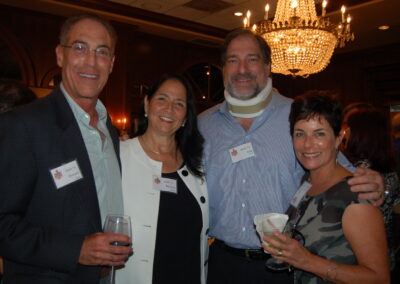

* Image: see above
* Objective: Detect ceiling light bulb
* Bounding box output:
[378,25,390,30]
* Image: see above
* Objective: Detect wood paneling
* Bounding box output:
[1,3,399,128]
[0,4,220,129]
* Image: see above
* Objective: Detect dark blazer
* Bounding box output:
[0,87,120,283]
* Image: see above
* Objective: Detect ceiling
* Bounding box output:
[0,0,399,53]
[108,0,400,53]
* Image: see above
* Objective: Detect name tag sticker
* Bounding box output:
[50,160,83,189]
[152,175,178,194]
[229,142,255,163]
[290,181,312,208]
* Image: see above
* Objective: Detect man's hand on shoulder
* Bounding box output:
[348,167,385,206]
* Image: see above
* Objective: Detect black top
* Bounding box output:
[152,170,202,284]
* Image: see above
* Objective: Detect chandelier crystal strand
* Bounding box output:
[253,0,354,77]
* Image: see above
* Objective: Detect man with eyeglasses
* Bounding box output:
[0,14,131,283]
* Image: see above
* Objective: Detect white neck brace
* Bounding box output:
[225,77,273,118]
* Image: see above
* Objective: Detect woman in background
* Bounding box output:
[263,92,390,284]
[118,74,208,284]
[341,107,400,273]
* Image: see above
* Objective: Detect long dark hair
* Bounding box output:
[135,74,204,178]
[343,108,396,173]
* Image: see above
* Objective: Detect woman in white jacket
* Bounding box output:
[118,74,209,284]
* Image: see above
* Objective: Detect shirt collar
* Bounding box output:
[60,83,107,125]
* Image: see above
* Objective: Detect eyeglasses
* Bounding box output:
[62,42,113,59]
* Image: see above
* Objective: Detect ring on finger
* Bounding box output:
[277,250,283,256]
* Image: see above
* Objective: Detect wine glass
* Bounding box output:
[262,222,294,270]
[103,215,132,284]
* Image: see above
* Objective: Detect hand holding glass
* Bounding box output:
[262,221,293,270]
[103,215,132,284]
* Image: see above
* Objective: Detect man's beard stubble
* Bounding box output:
[226,73,261,101]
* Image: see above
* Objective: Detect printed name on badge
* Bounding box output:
[290,181,312,208]
[50,160,83,189]
[152,175,178,194]
[229,142,255,163]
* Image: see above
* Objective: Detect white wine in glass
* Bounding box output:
[264,222,305,271]
[103,215,132,284]
[264,223,293,270]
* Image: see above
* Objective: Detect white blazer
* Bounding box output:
[117,137,209,284]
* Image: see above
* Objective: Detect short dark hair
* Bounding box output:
[221,28,271,66]
[135,74,204,178]
[0,79,37,113]
[289,90,342,137]
[344,108,396,172]
[59,13,117,52]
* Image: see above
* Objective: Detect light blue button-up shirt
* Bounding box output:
[61,84,123,227]
[198,91,304,249]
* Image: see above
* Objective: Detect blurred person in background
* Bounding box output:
[341,107,400,275]
[340,102,373,147]
[341,102,373,130]
[391,112,400,175]
[0,79,36,113]
[0,79,37,283]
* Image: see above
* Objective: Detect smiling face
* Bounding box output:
[55,18,115,106]
[293,116,342,174]
[145,79,187,137]
[223,34,270,100]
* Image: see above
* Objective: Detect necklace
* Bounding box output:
[140,136,174,156]
[148,148,161,155]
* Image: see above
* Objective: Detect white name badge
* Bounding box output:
[152,175,178,194]
[50,160,83,189]
[290,181,312,208]
[229,142,255,163]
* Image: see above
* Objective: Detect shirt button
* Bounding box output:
[200,196,206,203]
[242,227,246,232]
[182,170,188,176]
[242,203,245,208]
[242,179,246,184]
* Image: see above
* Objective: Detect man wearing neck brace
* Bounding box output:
[198,29,385,284]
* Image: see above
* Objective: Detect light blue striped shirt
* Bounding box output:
[198,91,304,249]
[61,84,123,227]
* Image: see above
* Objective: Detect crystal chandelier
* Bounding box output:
[244,0,354,77]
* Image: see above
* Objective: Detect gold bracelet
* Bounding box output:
[325,266,338,281]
